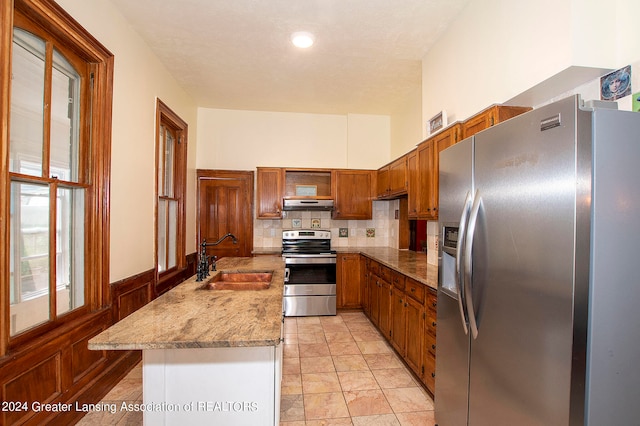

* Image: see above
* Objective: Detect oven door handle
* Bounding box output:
[284,267,290,283]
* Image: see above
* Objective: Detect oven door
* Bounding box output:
[283,255,337,316]
[284,256,337,285]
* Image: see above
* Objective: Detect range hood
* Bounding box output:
[282,199,334,211]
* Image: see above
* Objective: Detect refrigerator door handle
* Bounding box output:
[456,191,473,335]
[464,190,481,339]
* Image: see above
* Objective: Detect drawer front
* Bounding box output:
[379,265,391,283]
[368,260,380,277]
[405,278,425,303]
[425,333,436,357]
[424,352,436,393]
[426,307,437,337]
[426,290,437,310]
[391,271,406,290]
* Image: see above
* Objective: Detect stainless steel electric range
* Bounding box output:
[281,229,336,317]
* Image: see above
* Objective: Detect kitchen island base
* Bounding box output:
[143,345,282,425]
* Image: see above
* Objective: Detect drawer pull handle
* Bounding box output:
[410,287,415,292]
[432,344,436,350]
[431,372,436,378]
[432,321,437,327]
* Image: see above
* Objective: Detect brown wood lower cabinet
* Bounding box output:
[424,289,438,393]
[337,253,362,309]
[362,256,437,396]
[405,295,424,376]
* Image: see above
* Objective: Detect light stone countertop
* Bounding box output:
[88,256,285,351]
[337,247,438,290]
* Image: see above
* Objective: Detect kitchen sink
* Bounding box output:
[199,271,273,291]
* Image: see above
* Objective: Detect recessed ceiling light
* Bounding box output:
[291,31,315,48]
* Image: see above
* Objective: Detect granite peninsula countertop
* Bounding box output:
[89,256,285,351]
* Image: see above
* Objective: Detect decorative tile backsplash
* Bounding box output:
[254,200,400,249]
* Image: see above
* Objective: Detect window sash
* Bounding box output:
[8,23,87,337]
[156,100,187,279]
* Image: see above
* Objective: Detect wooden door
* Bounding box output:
[388,156,408,195]
[390,288,406,355]
[416,141,434,218]
[256,167,283,218]
[376,166,389,198]
[197,170,254,259]
[379,279,392,340]
[370,273,381,327]
[407,150,418,218]
[337,253,362,309]
[405,295,424,377]
[333,170,373,220]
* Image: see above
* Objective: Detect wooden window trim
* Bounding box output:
[155,99,187,285]
[0,0,113,355]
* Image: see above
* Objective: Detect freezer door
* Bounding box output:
[467,95,586,425]
[436,138,473,425]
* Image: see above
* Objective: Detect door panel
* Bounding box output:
[197,170,254,258]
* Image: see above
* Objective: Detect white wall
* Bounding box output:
[346,114,390,169]
[56,0,198,282]
[390,88,423,157]
[196,109,389,170]
[421,0,640,131]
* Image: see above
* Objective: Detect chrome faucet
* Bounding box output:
[196,233,238,281]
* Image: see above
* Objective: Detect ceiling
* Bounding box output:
[110,0,471,115]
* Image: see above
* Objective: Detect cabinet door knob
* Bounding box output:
[432,344,436,350]
[432,321,437,327]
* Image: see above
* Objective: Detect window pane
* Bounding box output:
[168,200,177,269]
[163,126,175,197]
[10,182,50,335]
[158,125,165,195]
[50,49,80,182]
[10,28,45,177]
[157,200,167,272]
[56,187,84,315]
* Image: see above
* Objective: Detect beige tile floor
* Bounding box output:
[78,311,435,425]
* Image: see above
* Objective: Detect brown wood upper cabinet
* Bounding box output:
[407,149,418,217]
[462,104,532,139]
[256,167,284,219]
[377,156,408,199]
[332,170,375,220]
[257,167,375,220]
[412,123,462,220]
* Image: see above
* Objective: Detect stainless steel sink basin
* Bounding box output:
[199,270,273,290]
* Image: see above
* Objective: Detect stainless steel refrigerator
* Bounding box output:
[436,94,640,425]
